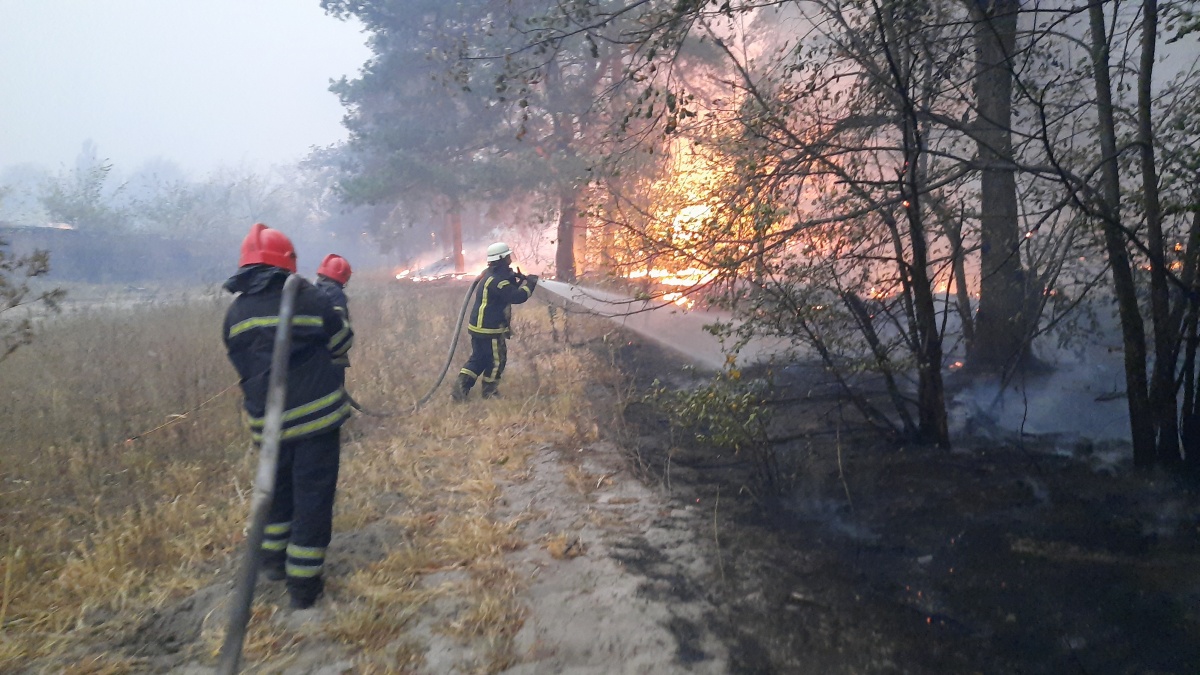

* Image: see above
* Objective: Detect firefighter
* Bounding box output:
[315,254,352,368]
[222,223,354,610]
[452,242,538,401]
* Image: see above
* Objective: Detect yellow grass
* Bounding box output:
[0,278,618,673]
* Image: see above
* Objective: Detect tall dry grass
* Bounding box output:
[0,278,617,673]
[308,281,606,673]
[0,288,248,667]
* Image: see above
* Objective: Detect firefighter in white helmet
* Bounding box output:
[453,242,538,400]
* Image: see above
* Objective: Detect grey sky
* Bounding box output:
[0,1,369,175]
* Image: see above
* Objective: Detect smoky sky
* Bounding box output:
[0,0,369,175]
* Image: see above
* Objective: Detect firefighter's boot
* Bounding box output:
[288,575,324,610]
[481,381,500,399]
[260,550,286,581]
[451,373,475,402]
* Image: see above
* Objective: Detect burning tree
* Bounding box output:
[590,1,987,446]
[323,0,1200,465]
[515,0,1200,465]
[323,0,653,279]
[322,0,539,271]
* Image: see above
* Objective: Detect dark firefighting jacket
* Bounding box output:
[467,264,534,336]
[223,265,354,443]
[315,276,351,367]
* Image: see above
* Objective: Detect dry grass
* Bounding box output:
[0,288,244,670]
[0,278,618,673]
[544,533,586,560]
[563,463,616,496]
[315,282,603,672]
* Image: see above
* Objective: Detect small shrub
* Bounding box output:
[654,369,783,494]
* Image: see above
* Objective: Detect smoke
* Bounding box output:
[946,341,1131,445]
[544,276,1133,451]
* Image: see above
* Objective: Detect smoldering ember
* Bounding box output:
[1,1,1198,674]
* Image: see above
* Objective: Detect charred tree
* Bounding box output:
[1136,0,1180,466]
[968,0,1031,373]
[448,201,465,274]
[556,184,580,283]
[1087,0,1156,467]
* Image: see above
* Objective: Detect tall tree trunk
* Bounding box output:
[573,209,588,277]
[1088,0,1156,467]
[874,1,949,447]
[1182,293,1200,469]
[969,0,1029,372]
[902,83,947,446]
[556,184,579,283]
[1137,0,1180,465]
[1175,206,1200,470]
[449,200,465,274]
[944,215,976,352]
[906,187,950,448]
[599,191,618,274]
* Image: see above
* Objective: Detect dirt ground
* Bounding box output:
[62,317,1200,674]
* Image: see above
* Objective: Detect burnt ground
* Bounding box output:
[603,332,1200,675]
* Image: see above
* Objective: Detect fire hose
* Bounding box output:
[410,271,485,411]
[318,272,486,417]
[217,272,301,675]
[125,272,484,443]
[213,272,489,671]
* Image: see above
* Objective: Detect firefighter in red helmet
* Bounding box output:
[222,223,354,609]
[315,254,352,368]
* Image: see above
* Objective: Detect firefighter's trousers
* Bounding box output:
[261,428,341,601]
[460,333,507,388]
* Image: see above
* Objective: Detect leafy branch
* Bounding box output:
[0,238,65,362]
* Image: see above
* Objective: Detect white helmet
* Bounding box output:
[486,242,513,262]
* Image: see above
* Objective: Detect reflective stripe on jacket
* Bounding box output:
[467,264,533,336]
[223,266,353,443]
[315,277,351,367]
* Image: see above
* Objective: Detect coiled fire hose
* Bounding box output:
[328,272,485,417]
[410,271,485,411]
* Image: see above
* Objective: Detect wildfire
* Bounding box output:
[627,267,717,287]
[627,267,717,308]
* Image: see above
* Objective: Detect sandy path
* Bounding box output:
[494,440,729,675]
[159,438,731,674]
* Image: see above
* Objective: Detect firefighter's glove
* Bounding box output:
[526,274,539,291]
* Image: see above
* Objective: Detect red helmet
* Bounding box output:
[238,222,296,272]
[317,254,352,285]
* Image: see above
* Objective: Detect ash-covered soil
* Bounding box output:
[612,335,1200,675]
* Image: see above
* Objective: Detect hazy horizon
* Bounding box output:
[0,0,370,176]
